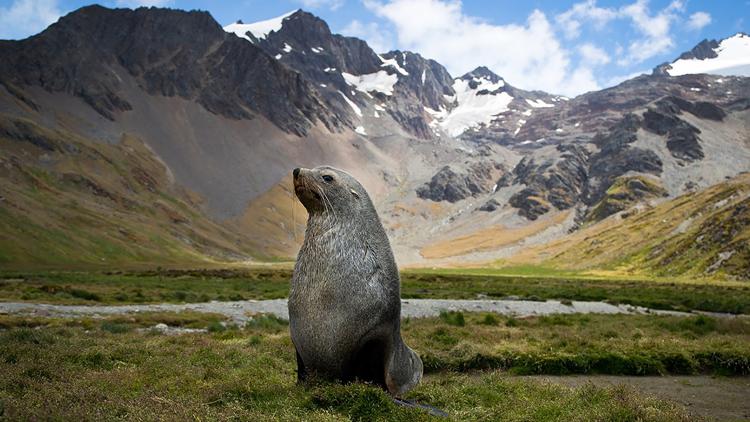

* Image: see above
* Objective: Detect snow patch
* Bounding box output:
[668,33,750,77]
[282,43,292,53]
[377,54,409,76]
[324,67,337,72]
[223,10,297,41]
[354,126,367,135]
[526,98,555,108]
[341,71,398,96]
[338,91,362,117]
[421,69,426,84]
[274,54,282,60]
[429,76,513,137]
[310,47,324,53]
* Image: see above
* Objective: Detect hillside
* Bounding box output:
[0,113,255,269]
[497,173,750,280]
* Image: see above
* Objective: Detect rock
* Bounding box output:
[504,143,589,219]
[509,189,551,220]
[585,114,663,205]
[642,107,704,163]
[666,125,704,162]
[478,198,500,212]
[417,162,499,203]
[654,96,726,121]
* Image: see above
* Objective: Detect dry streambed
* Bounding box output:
[0,298,729,325]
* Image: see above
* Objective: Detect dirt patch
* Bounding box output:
[523,375,750,421]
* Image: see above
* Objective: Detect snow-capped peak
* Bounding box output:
[667,33,750,77]
[223,10,298,42]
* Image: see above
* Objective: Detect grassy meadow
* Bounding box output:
[4,310,747,420]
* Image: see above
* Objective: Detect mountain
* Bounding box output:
[654,33,750,77]
[0,6,748,279]
[225,9,458,140]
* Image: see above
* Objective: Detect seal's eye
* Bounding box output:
[322,175,334,183]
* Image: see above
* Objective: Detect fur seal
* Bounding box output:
[289,166,423,396]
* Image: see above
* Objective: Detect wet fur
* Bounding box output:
[289,166,423,396]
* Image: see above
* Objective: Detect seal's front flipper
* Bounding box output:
[393,398,448,418]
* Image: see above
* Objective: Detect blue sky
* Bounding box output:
[0,0,747,95]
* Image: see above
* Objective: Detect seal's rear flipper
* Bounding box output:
[393,398,448,418]
[295,349,307,383]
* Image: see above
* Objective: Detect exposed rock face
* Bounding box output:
[644,100,708,163]
[586,114,663,205]
[417,162,500,203]
[0,6,346,135]
[248,11,457,139]
[502,144,590,220]
[383,50,455,111]
[249,10,382,120]
[654,96,726,121]
[678,38,721,61]
[380,50,456,138]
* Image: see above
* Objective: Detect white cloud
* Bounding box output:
[340,19,393,53]
[557,0,692,67]
[295,0,345,11]
[556,0,617,39]
[115,0,173,6]
[578,43,610,66]
[0,0,61,39]
[364,0,598,96]
[617,0,681,65]
[687,11,711,30]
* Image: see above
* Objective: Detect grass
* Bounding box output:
[0,312,721,421]
[2,268,750,314]
[0,269,291,304]
[401,270,750,314]
[403,313,750,376]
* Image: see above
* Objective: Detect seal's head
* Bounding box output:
[292,166,369,216]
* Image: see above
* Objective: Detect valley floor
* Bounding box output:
[1,269,748,420]
[1,310,748,420]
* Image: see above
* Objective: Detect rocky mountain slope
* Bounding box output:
[0,6,748,278]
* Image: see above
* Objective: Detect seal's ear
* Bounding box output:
[350,189,360,198]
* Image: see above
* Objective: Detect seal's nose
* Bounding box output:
[293,168,301,179]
